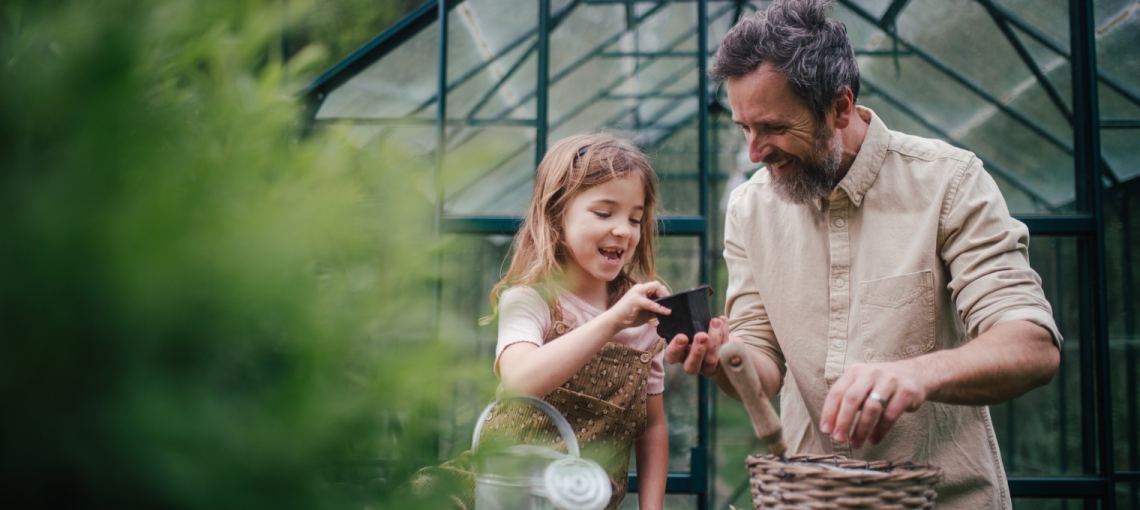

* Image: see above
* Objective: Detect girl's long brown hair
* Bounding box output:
[480,133,661,325]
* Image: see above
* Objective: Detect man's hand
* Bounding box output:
[819,360,927,448]
[663,316,729,377]
[820,321,1058,449]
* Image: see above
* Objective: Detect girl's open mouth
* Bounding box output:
[599,248,624,262]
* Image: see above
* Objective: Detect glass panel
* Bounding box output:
[1097,0,1140,185]
[659,236,702,473]
[443,126,535,216]
[1106,191,1140,473]
[990,237,1083,477]
[435,233,515,460]
[450,43,537,122]
[316,17,438,120]
[898,0,1038,98]
[994,0,1071,50]
[448,0,539,122]
[837,0,1079,215]
[647,111,700,216]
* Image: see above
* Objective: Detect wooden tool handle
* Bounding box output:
[719,341,787,457]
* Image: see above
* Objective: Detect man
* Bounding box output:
[663,1,1061,508]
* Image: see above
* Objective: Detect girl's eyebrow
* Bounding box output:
[593,198,644,211]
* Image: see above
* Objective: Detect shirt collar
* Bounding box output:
[812,106,889,211]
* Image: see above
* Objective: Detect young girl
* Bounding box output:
[487,133,671,509]
[409,133,671,510]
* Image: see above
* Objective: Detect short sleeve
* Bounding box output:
[494,287,552,377]
[940,157,1062,347]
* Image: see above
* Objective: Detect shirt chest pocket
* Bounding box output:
[860,270,935,362]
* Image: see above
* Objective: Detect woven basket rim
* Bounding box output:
[746,454,943,484]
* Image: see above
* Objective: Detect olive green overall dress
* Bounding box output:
[409,311,665,510]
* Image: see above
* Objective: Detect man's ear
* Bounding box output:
[831,86,855,130]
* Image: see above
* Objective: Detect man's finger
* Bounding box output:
[682,332,709,375]
[850,394,885,448]
[820,372,855,435]
[830,375,875,443]
[663,335,690,364]
[868,393,908,445]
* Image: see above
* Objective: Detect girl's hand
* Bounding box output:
[603,281,672,333]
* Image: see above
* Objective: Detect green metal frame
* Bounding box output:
[304,0,1140,507]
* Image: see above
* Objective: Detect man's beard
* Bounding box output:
[769,125,843,205]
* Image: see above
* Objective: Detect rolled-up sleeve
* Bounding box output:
[940,156,1063,347]
[724,190,787,379]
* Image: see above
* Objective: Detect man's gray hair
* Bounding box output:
[709,0,860,123]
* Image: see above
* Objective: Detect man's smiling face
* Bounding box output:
[726,62,842,204]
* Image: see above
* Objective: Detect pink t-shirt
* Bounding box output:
[494,287,666,395]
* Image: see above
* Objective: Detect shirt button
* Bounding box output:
[834,218,845,227]
[835,278,845,288]
[834,339,843,348]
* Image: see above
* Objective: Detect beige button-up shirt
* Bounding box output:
[724,107,1061,510]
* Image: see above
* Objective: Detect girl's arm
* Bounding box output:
[634,393,668,510]
[499,282,671,398]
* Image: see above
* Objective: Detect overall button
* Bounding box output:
[834,218,845,227]
[835,278,845,288]
[640,353,651,363]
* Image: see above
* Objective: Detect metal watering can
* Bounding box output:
[472,395,611,510]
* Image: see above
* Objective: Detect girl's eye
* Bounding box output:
[594,211,611,219]
[630,218,642,225]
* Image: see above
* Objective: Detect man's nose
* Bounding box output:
[751,138,772,164]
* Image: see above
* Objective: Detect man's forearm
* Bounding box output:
[911,320,1059,405]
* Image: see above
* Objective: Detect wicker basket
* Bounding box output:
[744,454,943,510]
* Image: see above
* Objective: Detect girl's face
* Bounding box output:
[560,175,646,293]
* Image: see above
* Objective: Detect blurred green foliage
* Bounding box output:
[0,0,487,508]
[287,0,424,74]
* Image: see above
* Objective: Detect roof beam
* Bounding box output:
[879,0,912,28]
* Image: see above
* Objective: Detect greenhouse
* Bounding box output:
[4,0,1140,509]
[299,0,1140,508]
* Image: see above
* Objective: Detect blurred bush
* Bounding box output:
[0,1,485,508]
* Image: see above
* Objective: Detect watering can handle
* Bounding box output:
[471,394,580,458]
[720,341,787,457]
